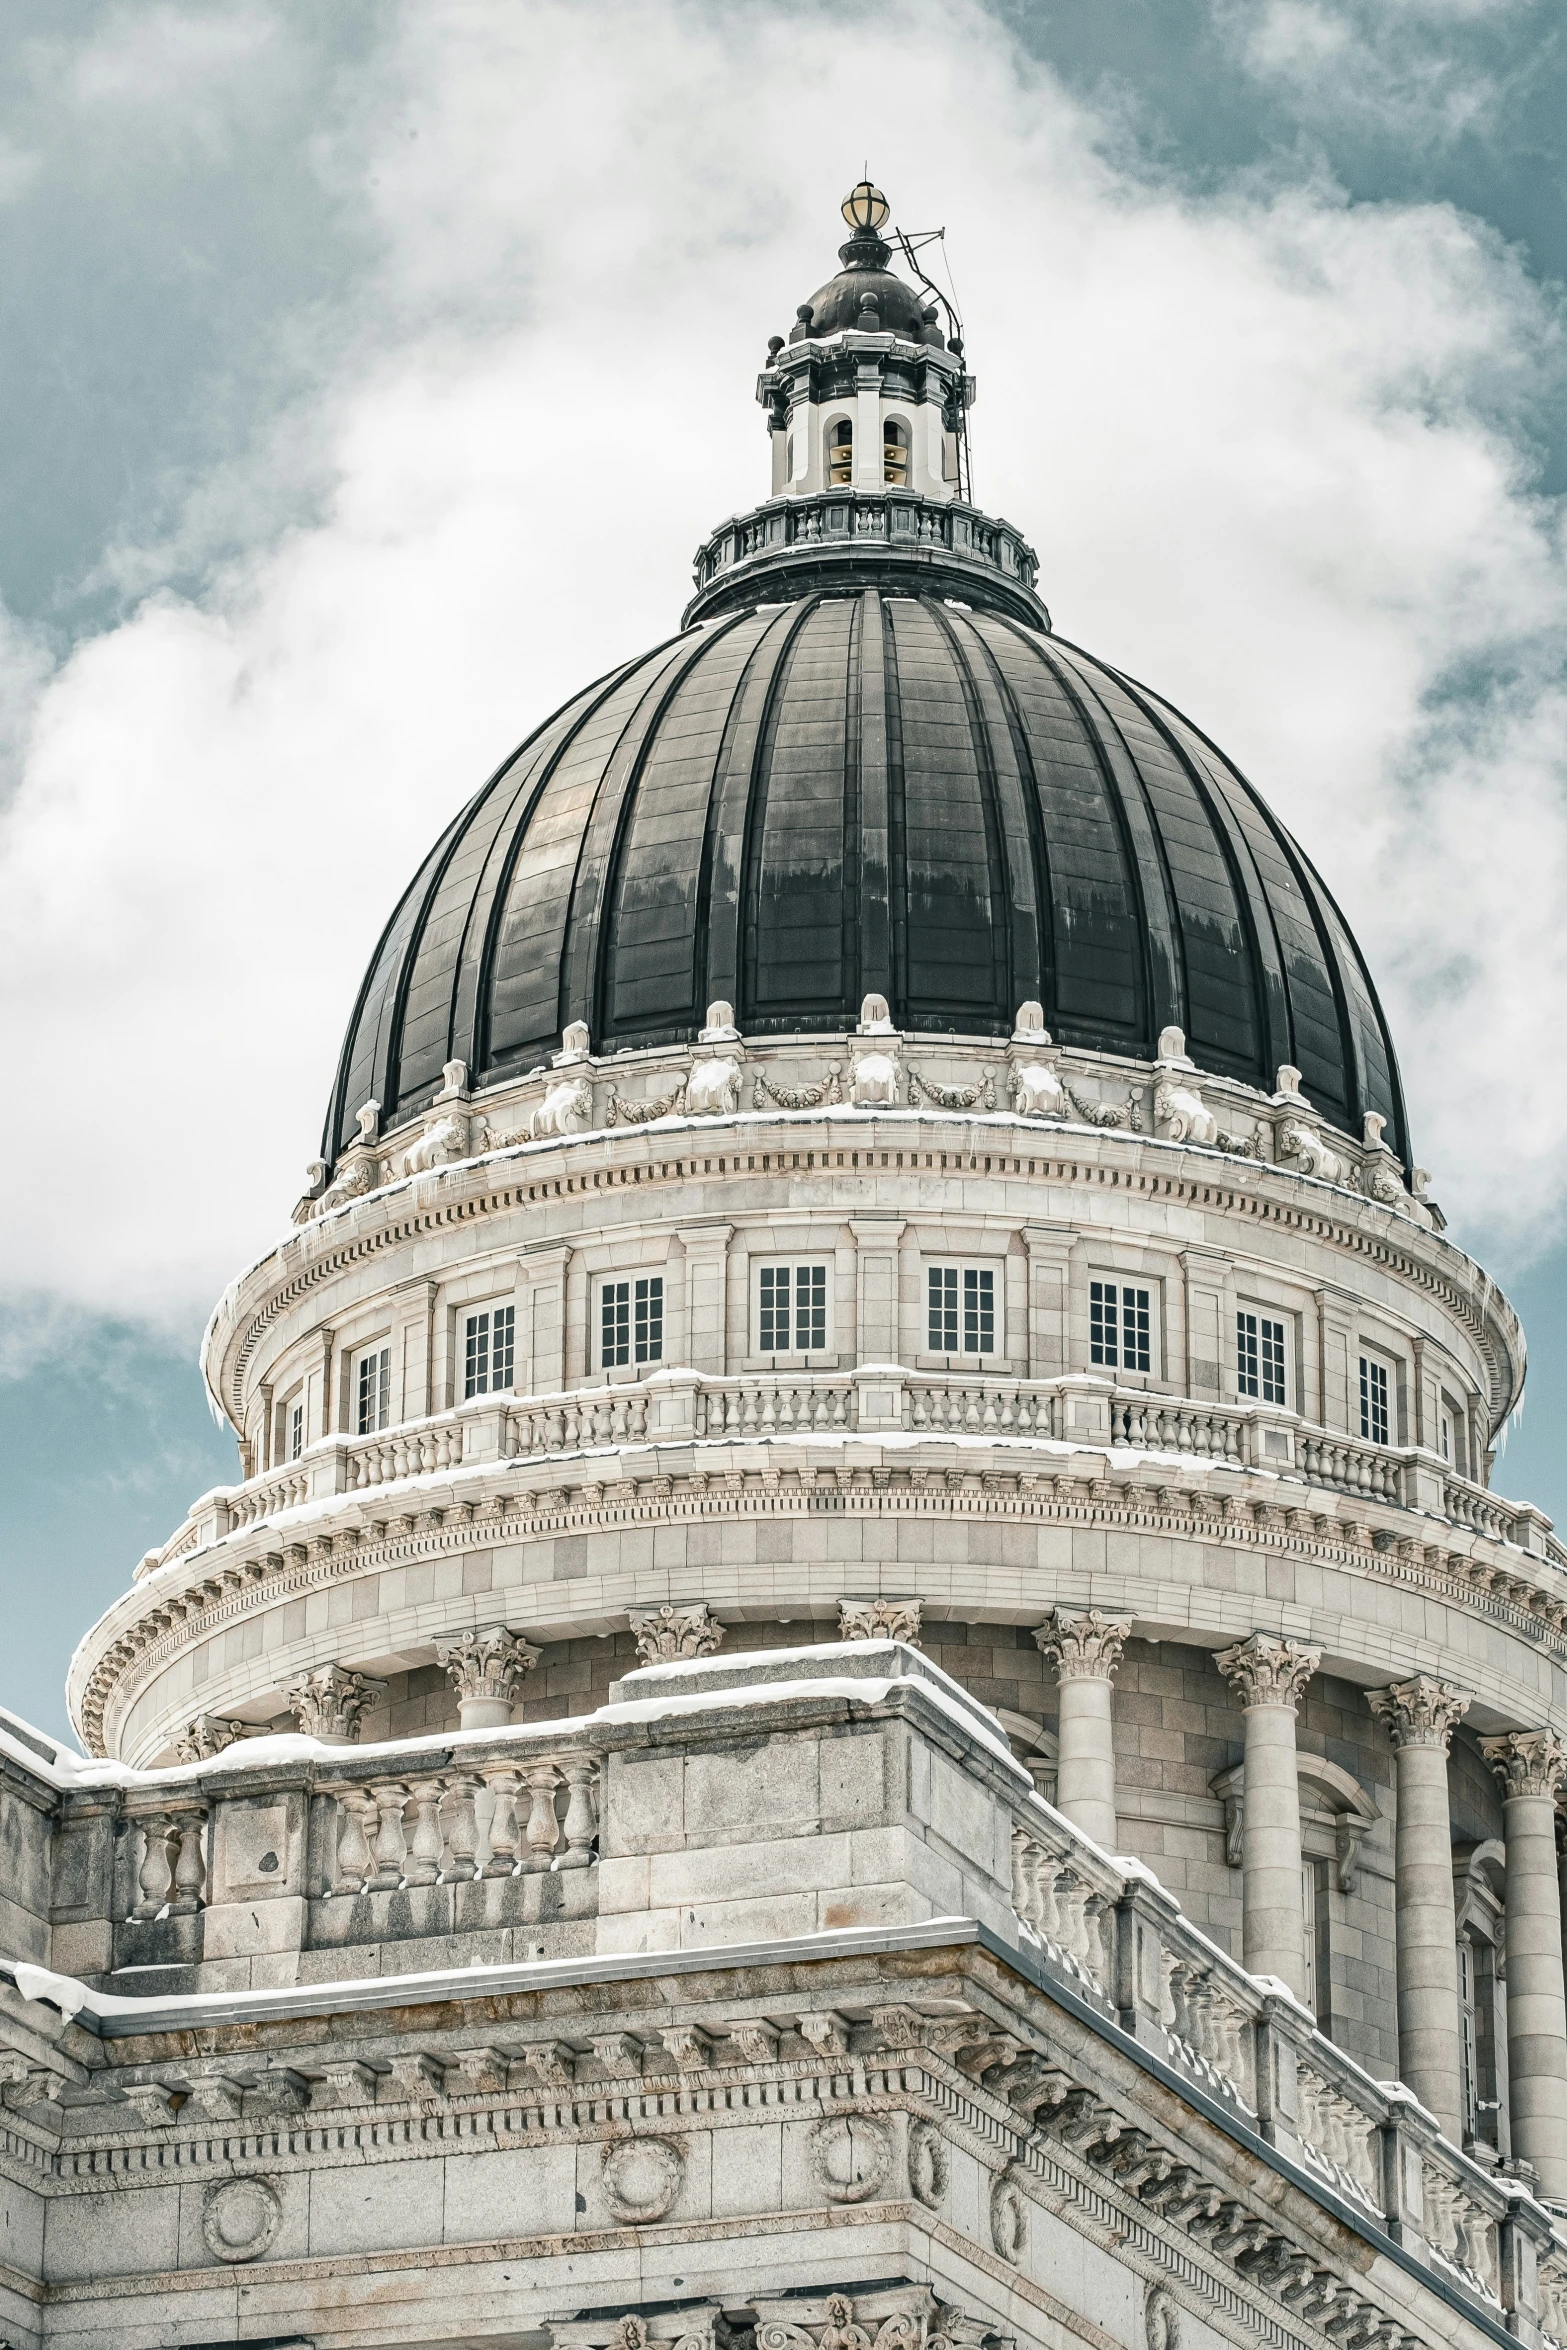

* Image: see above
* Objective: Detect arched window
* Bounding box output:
[883,418,909,486]
[827,418,853,486]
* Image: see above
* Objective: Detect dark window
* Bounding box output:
[883,419,908,485]
[356,1347,390,1436]
[928,1265,995,1354]
[827,417,853,485]
[289,1401,304,1461]
[1090,1281,1150,1374]
[1237,1311,1287,1406]
[465,1305,516,1399]
[1359,1355,1390,1445]
[758,1263,827,1353]
[601,1278,662,1369]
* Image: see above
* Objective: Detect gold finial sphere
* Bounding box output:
[841,180,890,233]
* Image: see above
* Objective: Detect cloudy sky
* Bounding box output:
[3,0,1566,1740]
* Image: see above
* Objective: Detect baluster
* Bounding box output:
[519,1764,563,1868]
[759,1386,778,1435]
[332,1791,376,1895]
[132,1814,178,1918]
[1011,1828,1036,1929]
[741,1387,761,1434]
[963,1389,983,1432]
[545,1404,564,1451]
[1033,1852,1064,1949]
[630,1392,648,1440]
[558,1759,598,1865]
[1081,1892,1110,1991]
[403,1782,444,1885]
[368,1781,409,1889]
[981,1390,1001,1432]
[170,1814,207,1913]
[443,1773,482,1881]
[480,1767,521,1877]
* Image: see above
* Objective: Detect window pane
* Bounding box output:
[963,1267,994,1354]
[928,1266,958,1352]
[634,1276,663,1364]
[1121,1286,1150,1374]
[1090,1280,1117,1367]
[1260,1317,1286,1406]
[602,1281,630,1369]
[795,1263,826,1351]
[465,1309,490,1400]
[289,1402,304,1461]
[759,1264,789,1352]
[1237,1311,1259,1398]
[358,1347,390,1435]
[493,1304,515,1392]
[1359,1356,1389,1445]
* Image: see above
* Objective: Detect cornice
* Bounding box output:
[202,1104,1523,1436]
[77,1443,1567,1759]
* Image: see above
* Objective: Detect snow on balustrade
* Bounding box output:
[324,1751,599,1892]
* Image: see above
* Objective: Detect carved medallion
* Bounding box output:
[202,2176,282,2264]
[1145,2287,1180,2350]
[602,2135,684,2223]
[908,2119,950,2209]
[989,2170,1026,2263]
[809,2114,892,2202]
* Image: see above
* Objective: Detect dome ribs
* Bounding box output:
[948,609,1051,1021]
[989,618,1176,1054]
[882,598,999,1024]
[697,603,812,1021]
[482,636,694,1075]
[742,596,857,1024]
[853,589,893,1006]
[1095,657,1294,1091]
[927,600,1036,1027]
[599,612,763,1044]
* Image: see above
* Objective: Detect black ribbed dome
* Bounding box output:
[325,592,1408,1167]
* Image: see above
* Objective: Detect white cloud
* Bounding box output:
[1,0,1566,1348]
[1214,0,1541,148]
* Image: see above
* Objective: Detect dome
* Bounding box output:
[324,588,1408,1168]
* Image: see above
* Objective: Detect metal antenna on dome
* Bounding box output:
[889,211,974,505]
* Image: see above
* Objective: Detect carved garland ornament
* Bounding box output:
[202,2176,282,2264]
[754,1065,843,1110]
[808,2113,893,2202]
[601,2135,684,2223]
[607,1080,688,1126]
[906,1067,996,1112]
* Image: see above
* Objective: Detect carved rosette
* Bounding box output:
[629,1603,725,1665]
[839,1598,923,1647]
[1482,1728,1567,1800]
[436,1626,541,1708]
[1367,1676,1471,1752]
[1034,1609,1132,1684]
[282,1662,386,1743]
[1213,1633,1320,1711]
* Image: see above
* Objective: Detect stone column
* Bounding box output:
[1214,1634,1320,1997]
[1033,1610,1132,1851]
[1481,1730,1567,2199]
[1367,1675,1471,2141]
[436,1627,541,1731]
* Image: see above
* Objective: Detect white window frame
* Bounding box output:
[1236,1307,1289,1408]
[463,1301,517,1399]
[753,1259,831,1360]
[1088,1275,1157,1379]
[925,1261,1000,1359]
[288,1397,305,1461]
[600,1275,664,1371]
[1358,1350,1393,1446]
[355,1343,391,1437]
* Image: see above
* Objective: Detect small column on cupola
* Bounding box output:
[757,179,973,506]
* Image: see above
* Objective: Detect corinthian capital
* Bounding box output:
[1034,1608,1132,1683]
[1214,1633,1320,1711]
[283,1662,386,1743]
[1367,1676,1471,1752]
[1482,1728,1567,1800]
[436,1626,541,1706]
[839,1598,923,1647]
[629,1603,725,1664]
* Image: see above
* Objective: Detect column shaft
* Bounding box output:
[1034,1610,1130,1853]
[1215,1635,1320,2002]
[1368,1677,1469,2144]
[1484,1732,1567,2201]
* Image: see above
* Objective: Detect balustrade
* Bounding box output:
[324,1752,599,1895]
[350,1421,465,1489]
[698,1378,855,1437]
[504,1387,649,1457]
[1421,2156,1502,2304]
[128,1806,207,1918]
[1109,1398,1244,1461]
[1294,2062,1380,2212]
[909,1381,1051,1436]
[1009,1824,1113,1997]
[1298,1433,1402,1503]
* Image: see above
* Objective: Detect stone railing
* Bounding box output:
[136,1374,1563,1590]
[1003,1778,1523,2316]
[321,1745,599,1894]
[688,488,1040,607]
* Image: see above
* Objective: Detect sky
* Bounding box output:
[2,0,1566,1744]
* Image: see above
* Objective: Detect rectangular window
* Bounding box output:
[1090,1280,1150,1374]
[601,1277,663,1369]
[1359,1354,1390,1445]
[464,1304,516,1399]
[757,1263,827,1354]
[356,1346,391,1436]
[1458,1936,1477,2141]
[289,1401,304,1461]
[1237,1311,1287,1405]
[1303,1856,1331,2030]
[927,1265,996,1355]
